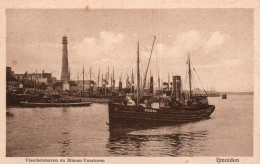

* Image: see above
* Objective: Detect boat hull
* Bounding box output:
[6,92,31,107]
[108,103,215,125]
[20,102,92,108]
[72,95,124,103]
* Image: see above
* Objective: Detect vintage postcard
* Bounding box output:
[1,0,260,164]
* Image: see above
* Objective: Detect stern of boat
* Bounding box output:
[206,105,215,118]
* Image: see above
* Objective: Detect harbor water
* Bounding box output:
[6,95,253,157]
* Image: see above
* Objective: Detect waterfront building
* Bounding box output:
[76,80,97,93]
[6,67,18,90]
[53,81,78,91]
[14,70,53,85]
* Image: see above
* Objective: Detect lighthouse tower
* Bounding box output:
[61,35,70,81]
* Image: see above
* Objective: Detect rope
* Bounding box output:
[122,55,136,81]
[184,64,188,91]
[191,69,200,95]
[91,71,97,81]
[117,36,155,82]
[191,62,208,96]
[71,73,78,81]
[84,72,90,79]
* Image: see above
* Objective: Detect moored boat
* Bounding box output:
[222,93,227,99]
[108,39,215,125]
[76,94,124,103]
[20,101,92,107]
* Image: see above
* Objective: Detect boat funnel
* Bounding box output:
[173,76,182,101]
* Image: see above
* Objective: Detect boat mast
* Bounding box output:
[98,68,100,88]
[131,68,134,94]
[102,73,104,94]
[126,75,129,88]
[90,66,92,81]
[143,36,156,90]
[150,70,152,92]
[188,54,192,102]
[34,70,36,92]
[168,72,170,92]
[107,66,109,88]
[158,69,160,90]
[137,40,140,106]
[112,67,114,91]
[104,73,107,95]
[83,66,85,94]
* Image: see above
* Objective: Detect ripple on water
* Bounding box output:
[6,95,253,156]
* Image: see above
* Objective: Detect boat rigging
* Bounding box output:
[142,36,156,91]
[108,38,215,125]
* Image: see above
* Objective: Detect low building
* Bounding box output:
[53,80,78,91]
[76,80,97,92]
[23,79,35,89]
[6,67,18,90]
[53,81,63,91]
[14,70,53,85]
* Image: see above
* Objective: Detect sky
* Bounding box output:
[6,9,253,92]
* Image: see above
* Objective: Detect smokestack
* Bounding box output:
[119,81,122,91]
[173,76,182,101]
[150,76,153,93]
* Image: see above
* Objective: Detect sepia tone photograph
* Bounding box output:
[5,8,254,159]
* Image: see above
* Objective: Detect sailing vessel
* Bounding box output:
[108,40,215,125]
[76,66,124,103]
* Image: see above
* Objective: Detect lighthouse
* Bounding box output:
[61,35,70,81]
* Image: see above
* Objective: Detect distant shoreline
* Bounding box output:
[225,92,254,95]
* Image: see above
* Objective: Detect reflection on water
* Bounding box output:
[59,138,71,157]
[59,107,71,157]
[107,124,208,156]
[6,95,253,157]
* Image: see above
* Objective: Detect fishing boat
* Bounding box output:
[6,91,31,107]
[222,93,227,99]
[20,101,92,107]
[20,91,92,107]
[108,39,215,125]
[71,66,124,103]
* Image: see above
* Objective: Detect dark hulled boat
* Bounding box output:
[108,39,215,125]
[20,101,92,107]
[108,103,214,125]
[6,91,31,107]
[222,93,227,99]
[78,94,125,103]
[20,93,92,107]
